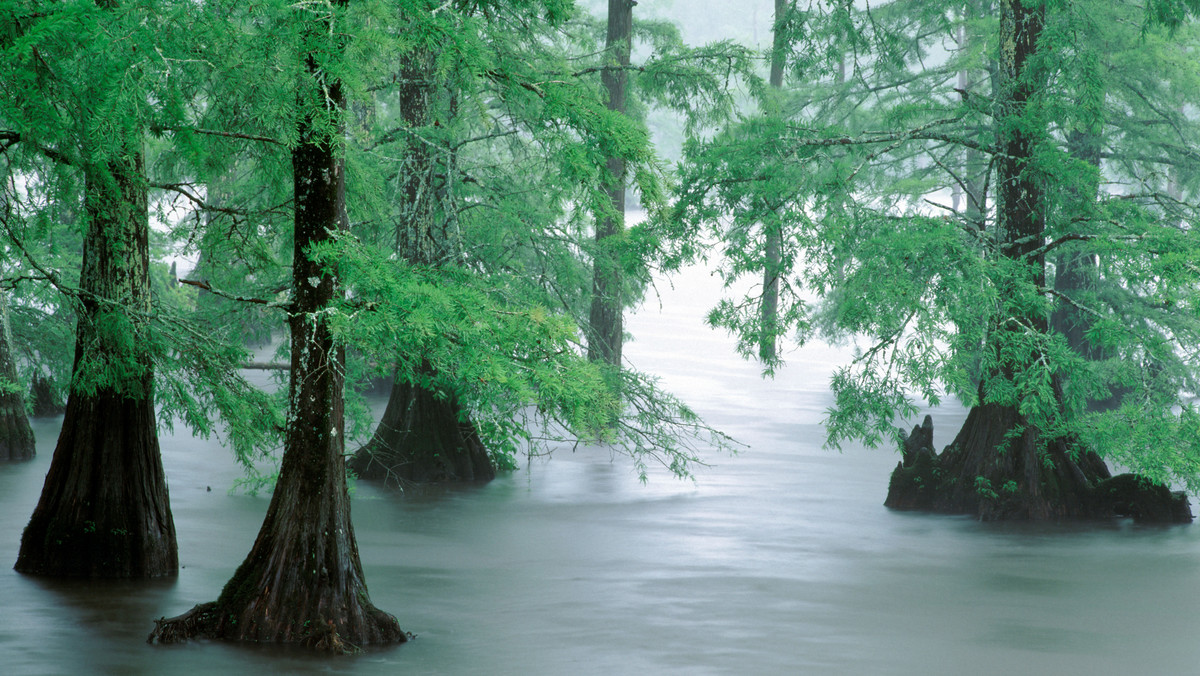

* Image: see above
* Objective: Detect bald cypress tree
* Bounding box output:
[6,0,177,577]
[149,0,406,649]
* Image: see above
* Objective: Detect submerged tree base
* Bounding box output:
[350,377,494,487]
[886,412,1193,523]
[148,601,410,654]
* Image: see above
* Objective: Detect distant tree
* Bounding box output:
[0,289,34,461]
[587,0,635,368]
[349,39,493,486]
[347,1,747,485]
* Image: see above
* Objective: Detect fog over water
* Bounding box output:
[3,264,1200,675]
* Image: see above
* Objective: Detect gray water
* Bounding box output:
[3,270,1200,675]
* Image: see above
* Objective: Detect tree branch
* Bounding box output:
[151,126,285,146]
[179,278,290,309]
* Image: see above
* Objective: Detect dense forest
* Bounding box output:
[4,0,1200,655]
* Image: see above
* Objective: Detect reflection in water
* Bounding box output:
[2,267,1200,675]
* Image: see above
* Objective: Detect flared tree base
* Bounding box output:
[149,599,409,654]
[16,389,177,577]
[886,408,1192,523]
[350,378,494,487]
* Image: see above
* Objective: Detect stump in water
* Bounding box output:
[886,412,1192,523]
[350,377,494,487]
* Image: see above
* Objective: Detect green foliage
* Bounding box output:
[314,234,731,479]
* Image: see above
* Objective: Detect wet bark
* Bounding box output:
[149,2,406,650]
[587,0,634,368]
[884,2,1187,522]
[16,148,178,577]
[350,371,493,487]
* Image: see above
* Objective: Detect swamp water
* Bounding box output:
[3,268,1200,675]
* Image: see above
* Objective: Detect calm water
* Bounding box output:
[3,268,1200,675]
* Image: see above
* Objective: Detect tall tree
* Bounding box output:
[587,0,634,367]
[149,0,406,649]
[350,45,493,486]
[16,144,179,575]
[6,0,178,576]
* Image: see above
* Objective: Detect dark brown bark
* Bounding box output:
[350,372,494,487]
[0,291,35,461]
[587,0,634,368]
[149,2,406,649]
[16,148,178,577]
[884,2,1188,521]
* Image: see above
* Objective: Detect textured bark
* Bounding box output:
[351,373,493,487]
[587,0,634,368]
[0,291,34,461]
[149,4,406,648]
[393,50,439,266]
[16,148,178,577]
[882,2,1182,521]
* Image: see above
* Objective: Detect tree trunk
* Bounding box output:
[0,290,35,461]
[28,373,65,418]
[350,49,495,485]
[16,147,179,577]
[759,0,788,363]
[587,0,633,368]
[885,1,1189,522]
[351,370,494,487]
[149,2,406,650]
